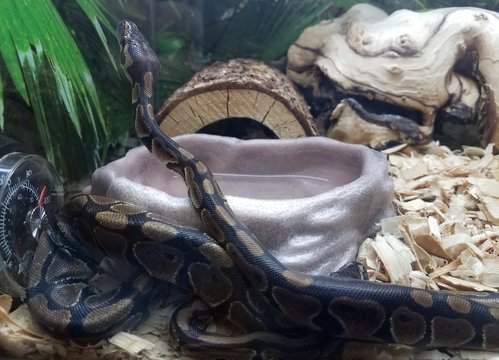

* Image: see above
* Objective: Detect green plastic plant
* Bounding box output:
[0,0,117,181]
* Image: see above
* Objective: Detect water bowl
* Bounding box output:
[89,134,395,276]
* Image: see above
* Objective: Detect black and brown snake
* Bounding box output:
[25,20,499,359]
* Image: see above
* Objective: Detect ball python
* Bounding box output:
[25,19,499,358]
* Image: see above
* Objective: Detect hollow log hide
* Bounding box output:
[287,3,499,149]
[156,59,317,139]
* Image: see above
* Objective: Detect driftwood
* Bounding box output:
[156,59,317,139]
[287,3,499,148]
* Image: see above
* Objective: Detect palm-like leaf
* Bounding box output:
[0,0,108,181]
[75,0,119,72]
[203,0,354,62]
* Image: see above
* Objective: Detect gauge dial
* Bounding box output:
[0,153,64,297]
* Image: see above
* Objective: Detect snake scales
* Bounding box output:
[25,20,499,358]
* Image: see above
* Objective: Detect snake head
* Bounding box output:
[116,20,160,84]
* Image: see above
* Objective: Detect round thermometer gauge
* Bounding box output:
[0,152,64,297]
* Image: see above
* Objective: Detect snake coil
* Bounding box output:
[25,20,499,359]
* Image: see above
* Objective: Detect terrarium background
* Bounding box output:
[0,0,498,183]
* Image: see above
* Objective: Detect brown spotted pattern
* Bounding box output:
[28,294,72,333]
[114,19,499,355]
[83,298,133,334]
[431,317,476,347]
[202,178,215,195]
[446,296,472,314]
[132,82,140,104]
[228,301,266,332]
[390,307,426,345]
[110,202,142,215]
[410,289,434,308]
[201,208,225,242]
[328,297,385,339]
[490,306,499,320]
[216,205,237,227]
[28,234,53,287]
[120,42,133,71]
[84,289,121,309]
[27,20,499,360]
[51,284,84,308]
[141,220,178,241]
[185,166,203,209]
[198,242,234,269]
[146,103,155,121]
[95,211,128,230]
[483,323,499,348]
[282,270,313,288]
[196,161,208,174]
[46,252,93,284]
[94,226,128,257]
[151,137,178,163]
[179,147,195,160]
[226,243,268,291]
[272,287,321,330]
[143,71,154,97]
[135,104,151,138]
[235,229,264,257]
[134,240,184,283]
[189,262,233,307]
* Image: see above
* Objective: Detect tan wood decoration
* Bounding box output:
[287,3,499,148]
[156,59,317,139]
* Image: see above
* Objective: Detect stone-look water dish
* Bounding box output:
[287,3,499,148]
[89,134,395,276]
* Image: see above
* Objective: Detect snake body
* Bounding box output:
[26,20,499,358]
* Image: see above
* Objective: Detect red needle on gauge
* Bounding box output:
[38,185,46,208]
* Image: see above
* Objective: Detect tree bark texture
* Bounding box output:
[156,59,317,139]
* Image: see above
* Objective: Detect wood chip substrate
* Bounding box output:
[0,142,498,359]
